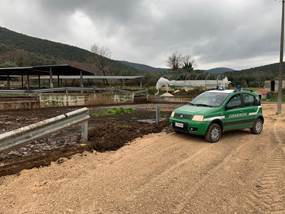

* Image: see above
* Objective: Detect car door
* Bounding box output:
[223,94,247,131]
[241,93,260,128]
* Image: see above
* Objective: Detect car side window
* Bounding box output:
[243,94,255,107]
[226,95,242,109]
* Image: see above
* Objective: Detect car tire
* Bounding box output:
[251,118,263,134]
[205,123,222,143]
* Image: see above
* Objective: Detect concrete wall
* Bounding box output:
[148,96,190,104]
[0,97,40,110]
[0,91,144,110]
[39,93,135,108]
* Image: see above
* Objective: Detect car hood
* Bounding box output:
[174,104,219,115]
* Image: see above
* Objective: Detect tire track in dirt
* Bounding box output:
[241,117,285,214]
[175,116,285,214]
[125,143,214,202]
[244,147,285,214]
[78,133,210,206]
[117,136,246,213]
[172,137,254,214]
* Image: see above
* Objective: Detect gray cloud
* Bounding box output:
[0,0,282,69]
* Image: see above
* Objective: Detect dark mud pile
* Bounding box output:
[89,120,167,152]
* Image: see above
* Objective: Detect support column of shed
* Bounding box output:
[38,74,41,88]
[49,67,54,88]
[80,71,84,94]
[57,74,60,87]
[21,73,24,89]
[7,74,10,89]
[27,74,30,90]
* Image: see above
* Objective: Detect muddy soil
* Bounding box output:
[0,106,170,176]
[88,110,169,151]
[0,108,77,133]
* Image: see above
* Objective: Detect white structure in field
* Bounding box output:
[156,77,231,95]
[264,80,285,92]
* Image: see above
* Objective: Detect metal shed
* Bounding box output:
[0,64,94,89]
[0,64,145,91]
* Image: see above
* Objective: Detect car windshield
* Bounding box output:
[189,91,229,107]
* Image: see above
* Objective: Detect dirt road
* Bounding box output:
[0,104,284,214]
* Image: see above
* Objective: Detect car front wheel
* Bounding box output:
[251,118,263,134]
[205,123,222,143]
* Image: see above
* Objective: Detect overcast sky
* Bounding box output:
[0,0,282,69]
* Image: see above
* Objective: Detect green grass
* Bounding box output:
[91,107,134,118]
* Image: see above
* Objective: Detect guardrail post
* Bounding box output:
[81,120,88,141]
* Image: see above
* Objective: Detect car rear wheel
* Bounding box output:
[205,123,222,143]
[251,118,263,134]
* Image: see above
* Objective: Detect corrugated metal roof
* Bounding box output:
[0,64,93,76]
[0,65,144,80]
[28,75,144,80]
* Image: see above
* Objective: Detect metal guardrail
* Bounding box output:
[0,108,90,152]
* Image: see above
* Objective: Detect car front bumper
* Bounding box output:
[169,117,209,136]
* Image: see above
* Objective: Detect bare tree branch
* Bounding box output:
[167,52,182,70]
[90,44,112,85]
[167,52,197,72]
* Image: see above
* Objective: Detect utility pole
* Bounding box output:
[277,0,285,114]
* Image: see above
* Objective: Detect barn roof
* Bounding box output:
[0,64,94,76]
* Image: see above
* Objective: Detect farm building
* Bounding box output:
[0,64,144,90]
[264,80,285,92]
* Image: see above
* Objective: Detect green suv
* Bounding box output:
[170,89,264,143]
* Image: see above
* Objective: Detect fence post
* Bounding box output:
[156,104,160,125]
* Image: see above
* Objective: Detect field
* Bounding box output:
[0,104,284,213]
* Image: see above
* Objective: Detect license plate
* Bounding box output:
[175,122,184,128]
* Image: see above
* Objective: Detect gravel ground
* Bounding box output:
[0,104,284,214]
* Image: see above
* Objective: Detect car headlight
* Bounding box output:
[171,111,175,118]
[192,115,204,122]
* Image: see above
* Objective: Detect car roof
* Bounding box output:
[208,90,235,94]
[208,89,258,95]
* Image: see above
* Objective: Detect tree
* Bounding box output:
[167,52,182,71]
[182,55,196,72]
[90,44,112,85]
[167,52,196,72]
